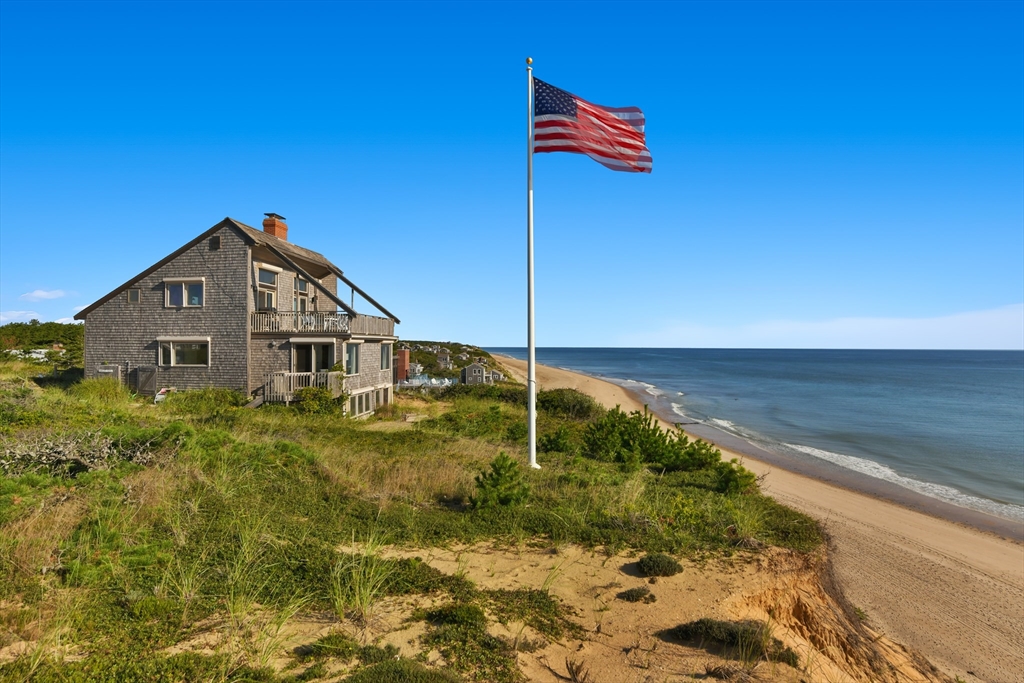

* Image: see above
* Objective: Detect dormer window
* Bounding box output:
[165,279,204,307]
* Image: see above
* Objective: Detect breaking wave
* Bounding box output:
[784,442,1024,523]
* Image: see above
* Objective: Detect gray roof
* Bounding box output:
[74,217,398,321]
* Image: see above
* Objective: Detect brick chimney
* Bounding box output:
[262,213,288,241]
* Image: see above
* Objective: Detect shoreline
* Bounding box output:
[499,355,1023,540]
[494,353,1024,681]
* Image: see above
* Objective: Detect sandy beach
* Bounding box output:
[496,355,1024,683]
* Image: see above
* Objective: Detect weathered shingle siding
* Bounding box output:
[318,274,339,311]
[248,340,291,393]
[83,227,250,391]
[343,341,392,394]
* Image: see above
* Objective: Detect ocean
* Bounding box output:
[488,348,1024,524]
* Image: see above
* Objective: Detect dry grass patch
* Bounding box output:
[1,492,86,586]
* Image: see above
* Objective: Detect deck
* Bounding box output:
[251,311,394,336]
[263,371,345,404]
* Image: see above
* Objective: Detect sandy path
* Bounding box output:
[496,355,1024,682]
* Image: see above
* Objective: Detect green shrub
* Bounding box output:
[582,407,723,473]
[538,425,577,454]
[437,384,526,405]
[536,388,602,420]
[471,452,530,509]
[426,603,487,629]
[637,552,682,577]
[617,586,655,603]
[661,618,800,666]
[504,421,527,443]
[713,459,757,495]
[294,386,337,414]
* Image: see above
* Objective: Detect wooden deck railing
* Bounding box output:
[264,371,344,404]
[251,311,394,337]
[251,311,350,334]
[349,315,395,336]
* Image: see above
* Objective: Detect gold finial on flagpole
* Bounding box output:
[526,57,532,65]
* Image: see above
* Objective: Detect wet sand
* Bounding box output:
[496,354,1024,683]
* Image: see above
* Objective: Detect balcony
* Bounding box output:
[263,371,344,404]
[251,311,394,337]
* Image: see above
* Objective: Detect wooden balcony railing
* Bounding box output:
[251,311,349,334]
[251,311,395,337]
[349,314,395,336]
[264,371,344,404]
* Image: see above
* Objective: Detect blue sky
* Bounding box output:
[1,0,1021,348]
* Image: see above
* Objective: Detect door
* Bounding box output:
[294,344,313,373]
[318,344,333,371]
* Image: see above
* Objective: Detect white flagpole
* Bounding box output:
[526,57,540,469]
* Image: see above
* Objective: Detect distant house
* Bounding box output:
[395,348,411,382]
[409,362,424,375]
[461,363,488,385]
[437,351,453,370]
[74,213,400,415]
[456,353,469,361]
[489,369,505,382]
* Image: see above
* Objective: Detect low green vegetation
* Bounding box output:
[616,586,655,603]
[660,618,801,667]
[636,552,683,578]
[0,354,822,681]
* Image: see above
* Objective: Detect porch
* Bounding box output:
[251,311,394,336]
[263,370,344,404]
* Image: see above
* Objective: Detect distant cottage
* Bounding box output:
[74,214,399,415]
[461,363,488,385]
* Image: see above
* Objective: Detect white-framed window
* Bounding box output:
[381,343,392,371]
[157,337,210,367]
[293,277,309,312]
[350,391,371,416]
[258,268,278,286]
[257,267,278,311]
[345,342,360,375]
[165,279,204,307]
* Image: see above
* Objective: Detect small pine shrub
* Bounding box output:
[538,425,576,454]
[294,386,336,414]
[471,452,530,509]
[713,459,757,495]
[637,552,683,577]
[582,406,723,473]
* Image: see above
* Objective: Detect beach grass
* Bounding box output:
[0,357,822,681]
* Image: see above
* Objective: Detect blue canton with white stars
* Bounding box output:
[534,78,577,119]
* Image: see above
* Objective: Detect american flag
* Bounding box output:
[533,77,652,173]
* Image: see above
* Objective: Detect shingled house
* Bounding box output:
[74,214,399,415]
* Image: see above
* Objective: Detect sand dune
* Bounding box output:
[496,355,1024,682]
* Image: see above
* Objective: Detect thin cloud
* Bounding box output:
[620,304,1024,350]
[0,310,41,323]
[54,317,82,324]
[72,305,88,312]
[20,289,66,302]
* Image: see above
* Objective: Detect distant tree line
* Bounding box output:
[0,320,84,370]
[0,320,83,350]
